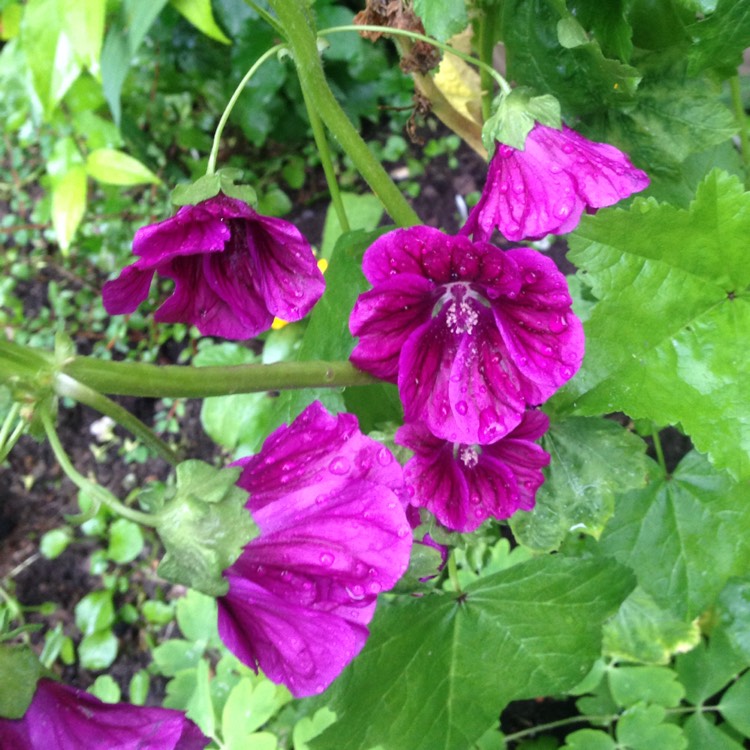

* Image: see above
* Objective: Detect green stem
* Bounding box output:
[41,412,160,528]
[0,417,25,464]
[53,373,179,466]
[206,43,286,175]
[503,714,618,744]
[320,24,511,95]
[651,428,667,476]
[267,1,420,228]
[62,356,377,398]
[729,75,750,188]
[478,13,497,121]
[0,401,21,451]
[300,84,351,236]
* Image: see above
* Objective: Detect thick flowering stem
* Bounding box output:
[267,1,420,228]
[62,356,377,398]
[206,43,286,175]
[53,373,179,466]
[41,411,160,528]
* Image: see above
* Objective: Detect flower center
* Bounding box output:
[454,444,481,468]
[438,285,484,336]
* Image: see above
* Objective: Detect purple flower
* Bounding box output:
[397,410,550,533]
[349,226,583,445]
[0,678,208,750]
[102,194,325,339]
[217,401,412,698]
[463,123,650,242]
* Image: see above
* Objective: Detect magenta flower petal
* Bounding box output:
[103,194,324,339]
[0,678,208,750]
[350,227,583,443]
[463,123,650,242]
[397,410,550,533]
[218,401,412,698]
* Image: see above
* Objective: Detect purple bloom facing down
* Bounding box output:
[218,401,412,698]
[349,227,583,445]
[0,678,208,750]
[397,410,550,533]
[102,194,325,339]
[463,124,650,242]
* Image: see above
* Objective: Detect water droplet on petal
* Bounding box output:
[562,142,575,154]
[377,447,393,466]
[524,271,538,285]
[320,552,334,567]
[455,400,468,416]
[329,456,351,475]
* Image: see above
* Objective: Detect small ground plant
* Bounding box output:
[1,1,750,749]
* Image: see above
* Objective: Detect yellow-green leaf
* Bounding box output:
[86,148,160,185]
[169,0,230,44]
[51,165,87,253]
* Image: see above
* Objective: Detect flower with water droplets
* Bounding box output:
[217,401,412,698]
[349,226,583,445]
[103,193,325,339]
[462,123,650,243]
[0,677,208,750]
[397,410,550,532]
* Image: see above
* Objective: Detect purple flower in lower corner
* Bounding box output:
[349,226,583,445]
[0,678,208,750]
[217,401,412,698]
[463,123,650,243]
[102,194,325,339]
[397,410,550,533]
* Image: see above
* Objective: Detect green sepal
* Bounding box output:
[171,168,258,208]
[0,644,41,719]
[482,88,562,155]
[156,460,258,597]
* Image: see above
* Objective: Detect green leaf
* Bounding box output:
[559,170,750,479]
[153,639,206,677]
[319,193,384,262]
[78,629,118,670]
[89,674,120,703]
[608,666,685,708]
[222,678,281,744]
[0,645,40,719]
[605,76,737,171]
[157,462,256,596]
[107,518,144,564]
[170,0,230,44]
[510,417,649,552]
[51,165,87,253]
[165,660,216,738]
[40,528,72,559]
[616,703,686,749]
[21,0,81,114]
[683,713,745,750]
[62,0,105,73]
[294,708,337,750]
[501,0,639,114]
[142,600,174,626]
[602,587,700,664]
[312,556,634,750]
[86,148,160,186]
[75,590,114,635]
[563,730,617,750]
[599,451,750,619]
[675,630,746,705]
[176,589,218,644]
[482,89,561,152]
[129,669,150,706]
[687,0,750,76]
[719,671,750,737]
[715,577,750,661]
[413,0,468,42]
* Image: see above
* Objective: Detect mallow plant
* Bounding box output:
[1,1,749,748]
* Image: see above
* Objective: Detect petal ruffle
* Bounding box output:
[101,264,155,315]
